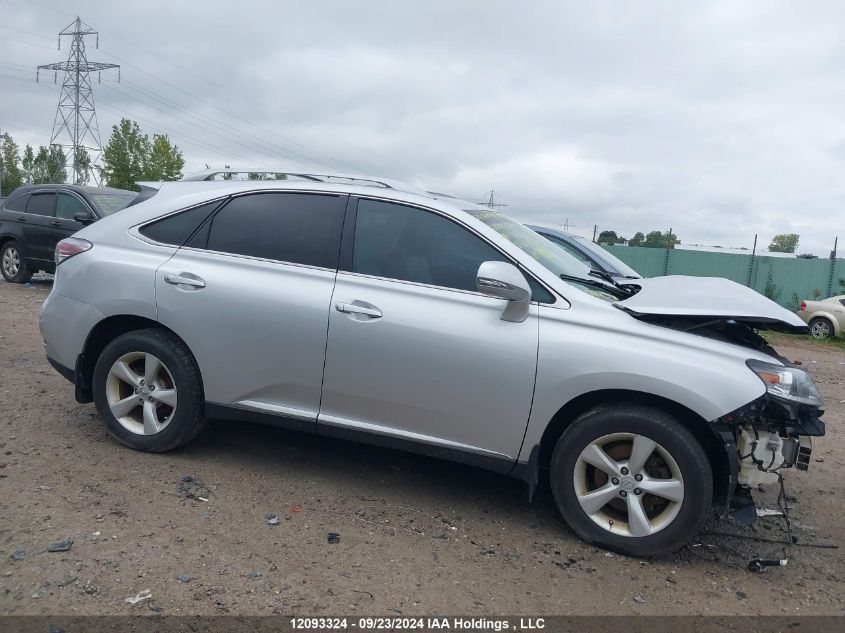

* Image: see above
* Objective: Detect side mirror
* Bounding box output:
[476,261,531,322]
[73,211,95,225]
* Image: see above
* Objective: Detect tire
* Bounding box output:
[809,317,834,339]
[1,240,32,283]
[93,328,206,452]
[550,404,712,557]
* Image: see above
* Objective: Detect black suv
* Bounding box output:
[0,184,137,282]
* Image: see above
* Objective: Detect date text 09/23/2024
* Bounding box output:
[289,617,545,630]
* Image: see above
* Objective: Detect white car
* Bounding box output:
[798,295,845,338]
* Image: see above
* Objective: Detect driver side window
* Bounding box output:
[352,199,553,301]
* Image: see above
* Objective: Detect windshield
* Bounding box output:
[467,209,619,301]
[572,236,641,278]
[90,192,137,216]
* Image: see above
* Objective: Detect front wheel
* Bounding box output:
[93,328,206,452]
[550,404,712,557]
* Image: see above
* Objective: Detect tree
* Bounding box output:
[31,145,67,184]
[0,133,23,195]
[21,145,35,184]
[768,233,799,253]
[597,230,619,245]
[629,232,645,247]
[101,120,186,190]
[73,147,92,185]
[146,134,184,181]
[641,230,678,248]
[101,119,150,191]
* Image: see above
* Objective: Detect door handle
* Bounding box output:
[164,274,206,288]
[335,301,382,318]
[17,216,26,222]
[50,220,62,227]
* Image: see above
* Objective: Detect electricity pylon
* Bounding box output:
[37,17,119,184]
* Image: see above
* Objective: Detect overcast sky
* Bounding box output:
[1,1,843,254]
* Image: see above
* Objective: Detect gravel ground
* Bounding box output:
[0,278,843,616]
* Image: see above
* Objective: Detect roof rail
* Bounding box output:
[179,168,433,197]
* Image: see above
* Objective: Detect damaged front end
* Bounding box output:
[714,362,825,514]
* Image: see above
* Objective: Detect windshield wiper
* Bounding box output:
[559,273,628,298]
[588,269,636,295]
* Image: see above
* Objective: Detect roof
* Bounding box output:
[6,183,136,197]
[172,168,435,199]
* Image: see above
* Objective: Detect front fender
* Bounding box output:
[518,305,767,463]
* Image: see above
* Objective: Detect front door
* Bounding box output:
[318,198,539,469]
[21,191,58,267]
[53,191,93,241]
[155,191,346,423]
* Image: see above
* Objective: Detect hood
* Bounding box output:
[615,276,808,333]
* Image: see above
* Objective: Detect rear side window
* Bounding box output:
[4,194,29,212]
[139,200,223,246]
[204,192,345,268]
[26,192,56,216]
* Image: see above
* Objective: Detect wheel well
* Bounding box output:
[77,315,194,398]
[536,389,730,501]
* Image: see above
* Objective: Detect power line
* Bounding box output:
[100,78,331,170]
[96,48,357,172]
[92,27,378,170]
[95,82,310,169]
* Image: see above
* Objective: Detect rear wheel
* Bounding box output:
[1,241,31,283]
[809,317,834,339]
[550,404,712,557]
[93,328,206,452]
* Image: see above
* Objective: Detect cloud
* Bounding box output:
[1,0,843,254]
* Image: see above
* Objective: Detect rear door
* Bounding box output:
[155,191,347,425]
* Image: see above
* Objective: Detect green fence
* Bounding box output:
[604,245,845,308]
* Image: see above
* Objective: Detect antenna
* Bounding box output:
[37,17,119,184]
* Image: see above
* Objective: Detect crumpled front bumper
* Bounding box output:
[716,396,825,492]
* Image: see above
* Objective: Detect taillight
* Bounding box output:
[55,238,92,265]
[799,301,806,311]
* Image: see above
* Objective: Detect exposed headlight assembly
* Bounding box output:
[746,359,825,407]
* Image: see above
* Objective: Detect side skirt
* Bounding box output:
[204,402,516,475]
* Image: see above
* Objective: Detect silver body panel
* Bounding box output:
[155,248,336,420]
[320,272,539,459]
[39,179,796,472]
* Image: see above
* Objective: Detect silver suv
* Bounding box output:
[40,170,825,556]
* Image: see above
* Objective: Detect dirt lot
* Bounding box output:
[1,278,843,616]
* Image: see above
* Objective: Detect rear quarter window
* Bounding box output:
[139,200,224,246]
[4,194,29,212]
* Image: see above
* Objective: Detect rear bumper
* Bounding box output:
[39,291,103,370]
[46,354,75,384]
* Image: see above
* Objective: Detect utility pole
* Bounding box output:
[478,190,507,210]
[37,17,119,185]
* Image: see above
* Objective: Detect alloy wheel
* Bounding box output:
[105,352,178,435]
[573,432,685,537]
[810,320,831,339]
[2,247,20,278]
